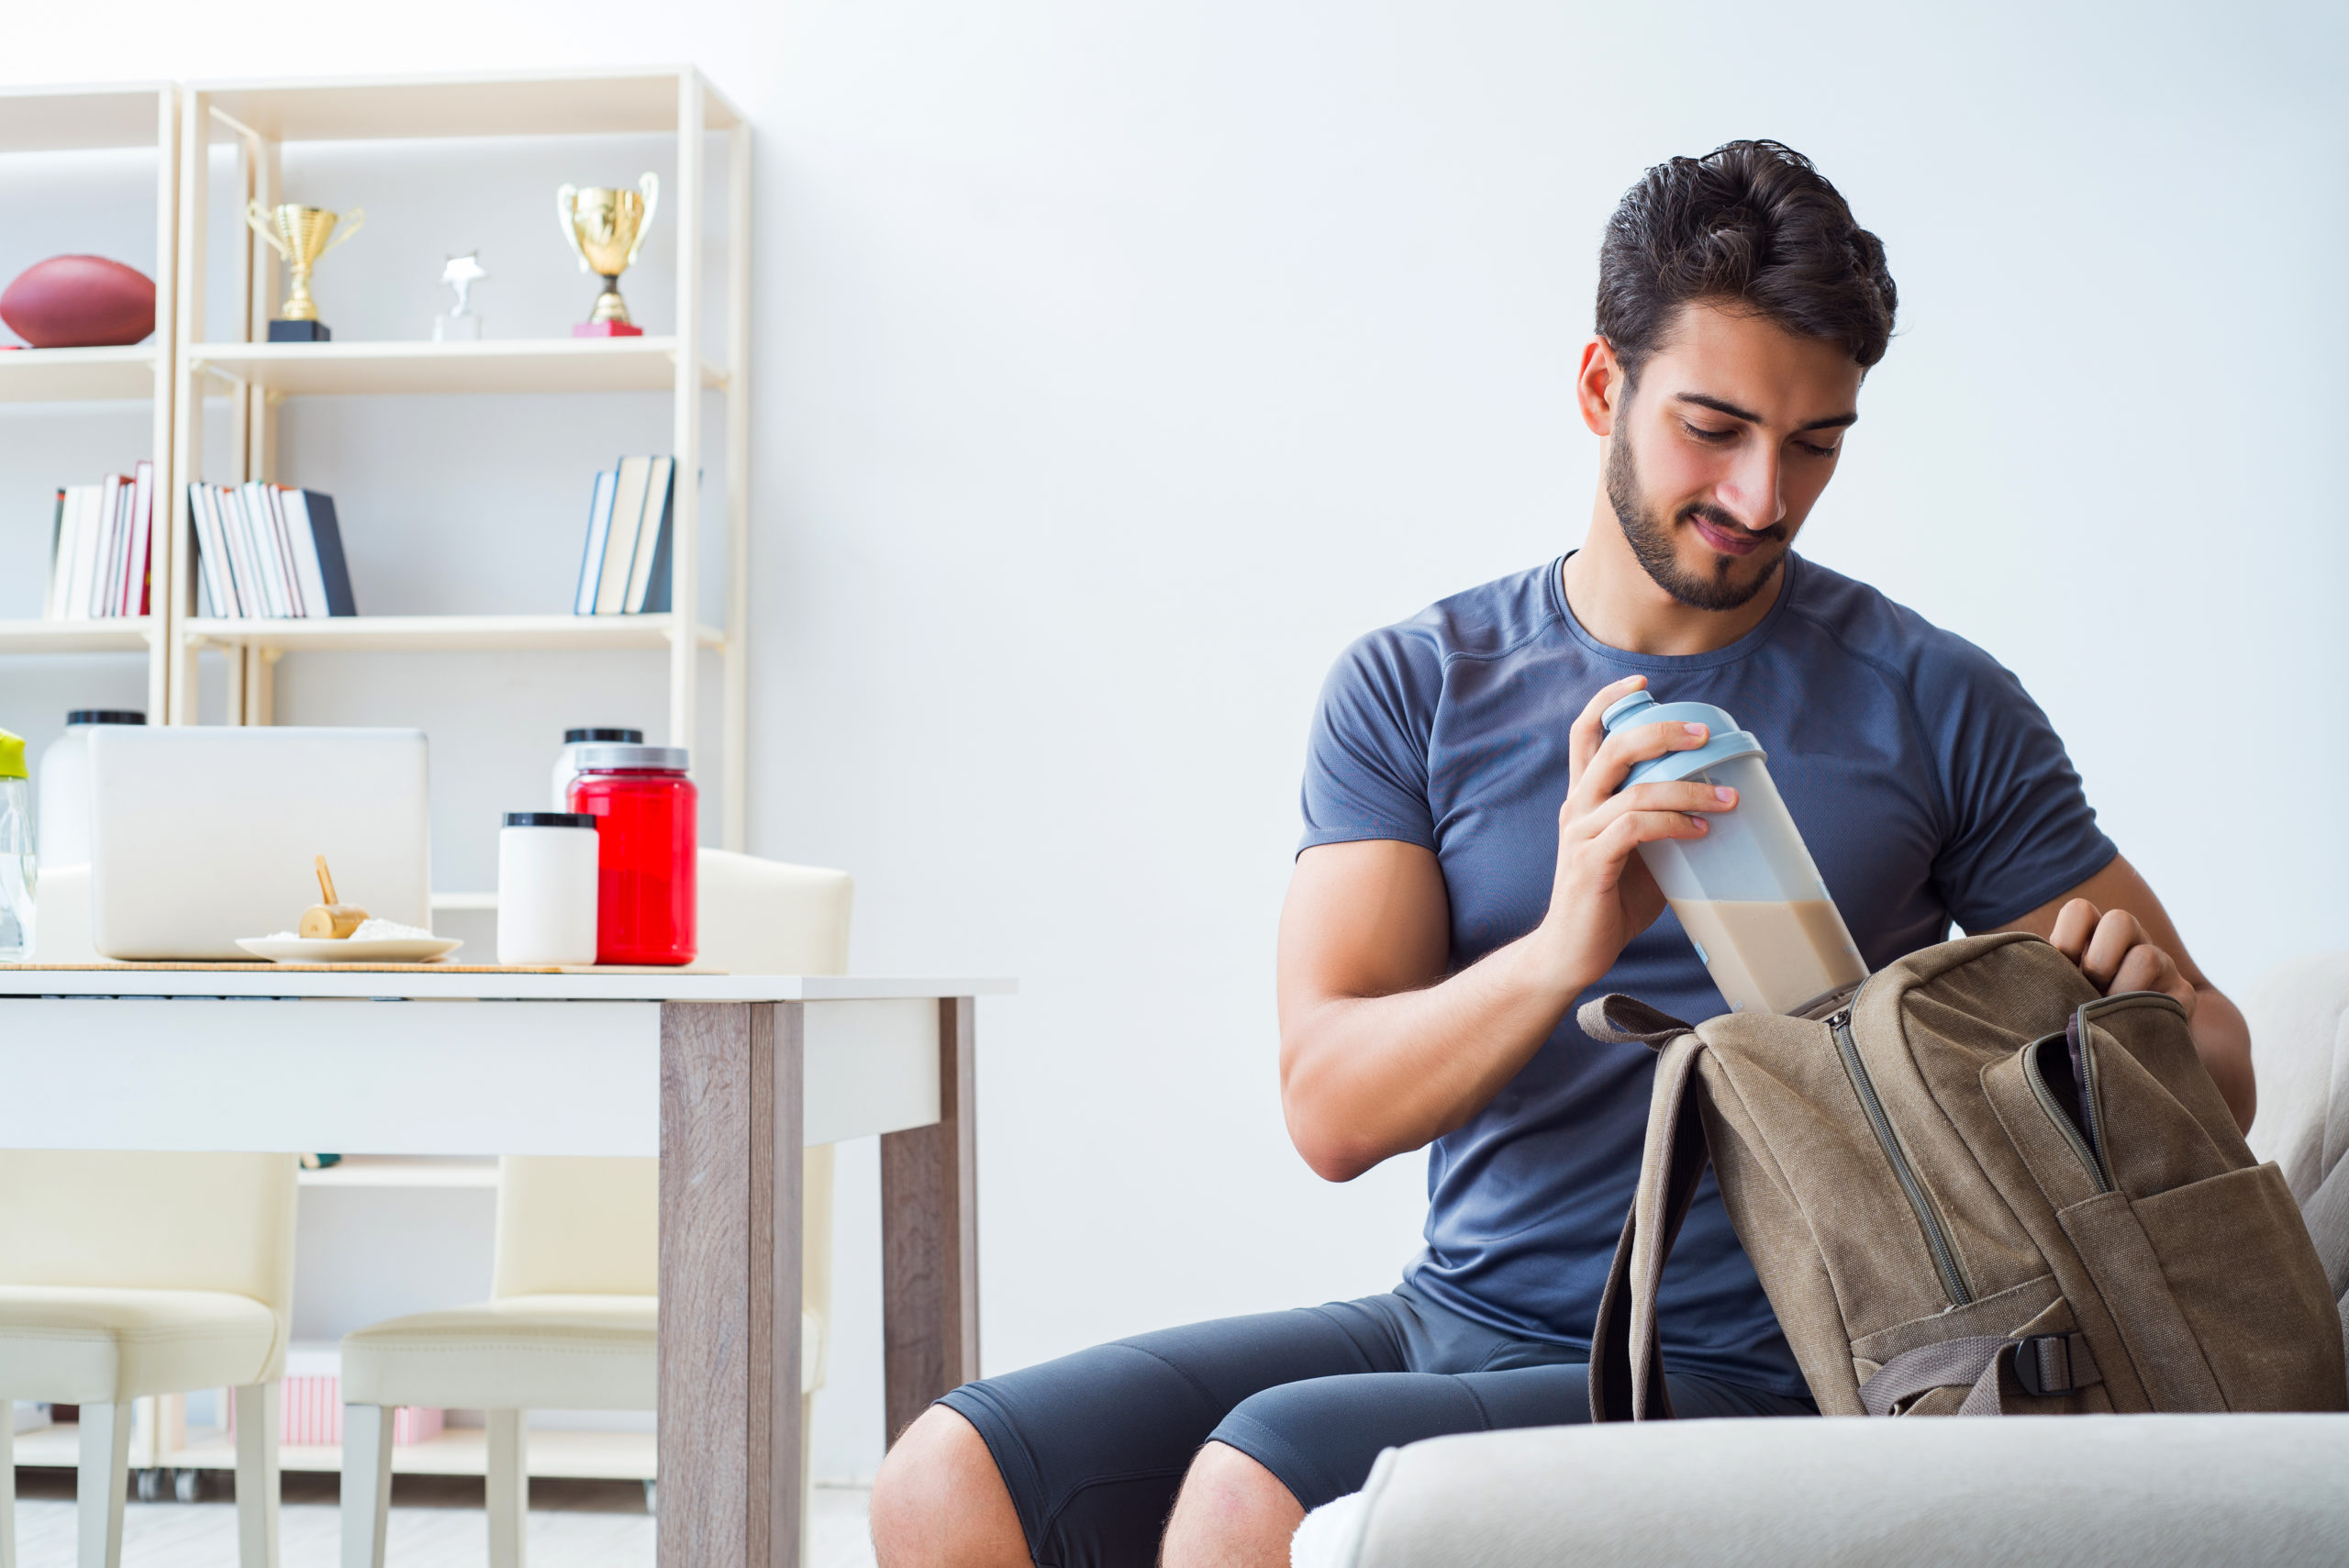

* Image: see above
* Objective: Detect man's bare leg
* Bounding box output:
[1160,1440,1307,1568]
[871,1406,1031,1568]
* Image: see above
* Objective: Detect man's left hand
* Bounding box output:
[2046,897,2197,1019]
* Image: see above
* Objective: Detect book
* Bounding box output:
[239,482,292,618]
[44,489,68,619]
[221,484,267,619]
[124,460,154,617]
[189,484,235,617]
[624,456,676,614]
[573,469,618,616]
[64,484,103,621]
[281,489,357,617]
[94,474,128,618]
[596,456,654,616]
[266,484,307,617]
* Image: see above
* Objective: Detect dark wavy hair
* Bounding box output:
[1597,140,1897,384]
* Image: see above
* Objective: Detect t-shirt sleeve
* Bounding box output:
[1298,626,1442,854]
[1919,636,2117,932]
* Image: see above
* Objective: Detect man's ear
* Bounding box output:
[1576,337,1623,438]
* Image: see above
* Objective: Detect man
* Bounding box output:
[871,139,2253,1568]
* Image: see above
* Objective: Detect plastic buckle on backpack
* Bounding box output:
[2010,1333,2079,1397]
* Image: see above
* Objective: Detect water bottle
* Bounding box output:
[0,729,34,961]
[1603,689,1865,1016]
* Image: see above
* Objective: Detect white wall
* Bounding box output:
[7,0,2344,1484]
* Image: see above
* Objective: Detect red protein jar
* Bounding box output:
[567,743,697,965]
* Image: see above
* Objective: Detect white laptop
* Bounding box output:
[86,727,432,961]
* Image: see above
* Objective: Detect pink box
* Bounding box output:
[229,1373,443,1447]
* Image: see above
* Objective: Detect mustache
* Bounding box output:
[1681,503,1787,546]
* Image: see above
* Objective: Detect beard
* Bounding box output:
[1603,431,1787,613]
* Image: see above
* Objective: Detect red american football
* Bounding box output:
[0,255,157,348]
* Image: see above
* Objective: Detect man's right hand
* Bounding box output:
[1534,674,1740,992]
[1276,674,1739,1182]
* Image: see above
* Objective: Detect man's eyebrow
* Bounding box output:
[1674,392,1859,433]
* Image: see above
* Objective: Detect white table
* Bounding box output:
[0,966,1015,1568]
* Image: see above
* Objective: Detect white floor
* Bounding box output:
[6,1476,880,1568]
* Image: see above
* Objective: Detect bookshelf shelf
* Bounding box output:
[183,613,724,653]
[0,346,163,404]
[187,337,727,398]
[14,1419,654,1481]
[0,617,156,654]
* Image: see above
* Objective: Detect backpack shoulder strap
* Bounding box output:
[1590,1027,1710,1421]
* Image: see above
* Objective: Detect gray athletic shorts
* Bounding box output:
[937,1281,1813,1567]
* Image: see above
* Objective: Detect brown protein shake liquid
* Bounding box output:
[1666,898,1868,1017]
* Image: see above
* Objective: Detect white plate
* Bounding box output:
[236,935,464,964]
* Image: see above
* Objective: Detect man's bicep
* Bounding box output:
[1985,852,2213,989]
[1277,840,1452,1012]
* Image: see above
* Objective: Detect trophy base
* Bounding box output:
[268,318,333,342]
[573,320,644,338]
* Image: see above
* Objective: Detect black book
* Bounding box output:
[284,489,360,616]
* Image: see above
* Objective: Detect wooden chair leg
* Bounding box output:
[340,1405,394,1568]
[485,1410,526,1568]
[76,1401,130,1568]
[232,1384,281,1568]
[1,1404,17,1568]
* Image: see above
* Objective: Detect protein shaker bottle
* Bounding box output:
[0,729,33,962]
[1602,689,1865,1016]
[38,709,144,866]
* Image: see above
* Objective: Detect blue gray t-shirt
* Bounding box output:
[1298,553,2116,1394]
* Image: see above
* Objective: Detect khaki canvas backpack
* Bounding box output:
[1586,931,2348,1418]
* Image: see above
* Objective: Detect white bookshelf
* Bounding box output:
[0,83,179,719]
[167,66,752,849]
[15,1418,654,1483]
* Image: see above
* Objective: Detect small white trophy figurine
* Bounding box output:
[433,251,486,341]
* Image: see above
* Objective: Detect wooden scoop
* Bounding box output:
[299,855,368,939]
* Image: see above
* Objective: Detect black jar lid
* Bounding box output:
[67,709,145,726]
[505,811,598,829]
[563,728,643,744]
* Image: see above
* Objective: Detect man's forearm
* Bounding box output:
[1279,929,1587,1182]
[2188,984,2255,1133]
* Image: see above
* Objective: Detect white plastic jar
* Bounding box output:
[497,810,600,965]
[37,708,144,867]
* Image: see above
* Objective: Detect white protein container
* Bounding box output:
[1602,689,1867,1018]
[550,727,643,809]
[497,811,601,965]
[37,709,144,867]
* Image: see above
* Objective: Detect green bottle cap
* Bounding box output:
[0,729,24,780]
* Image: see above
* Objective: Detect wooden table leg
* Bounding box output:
[660,1000,805,1568]
[880,995,981,1444]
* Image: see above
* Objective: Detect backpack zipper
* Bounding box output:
[1828,1006,1973,1306]
[2021,1033,2111,1193]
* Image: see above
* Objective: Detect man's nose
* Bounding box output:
[1716,446,1787,533]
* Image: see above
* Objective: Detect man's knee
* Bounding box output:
[1162,1440,1306,1568]
[871,1405,1029,1568]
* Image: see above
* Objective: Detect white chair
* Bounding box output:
[0,1151,296,1568]
[339,850,853,1568]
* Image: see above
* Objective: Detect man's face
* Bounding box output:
[1600,302,1865,611]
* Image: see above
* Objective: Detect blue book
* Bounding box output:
[573,469,618,615]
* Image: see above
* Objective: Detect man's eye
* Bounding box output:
[1795,439,1839,458]
[1682,422,1735,442]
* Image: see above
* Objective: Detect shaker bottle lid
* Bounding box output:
[564,728,643,744]
[66,709,145,727]
[506,811,598,828]
[1601,688,1764,787]
[0,729,23,780]
[573,743,689,773]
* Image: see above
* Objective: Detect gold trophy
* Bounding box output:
[557,174,659,338]
[246,202,365,342]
